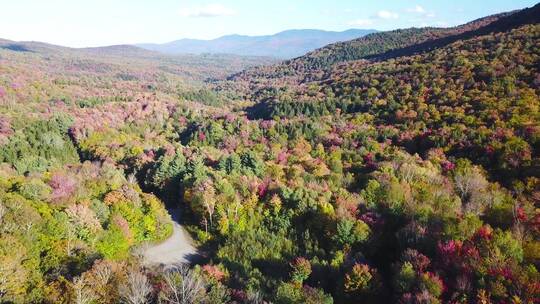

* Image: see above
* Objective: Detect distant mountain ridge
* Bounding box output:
[0,38,278,84]
[136,29,377,59]
[299,6,540,69]
[223,4,540,90]
[0,39,157,57]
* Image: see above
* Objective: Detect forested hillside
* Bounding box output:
[0,3,539,304]
[222,4,540,97]
[247,24,540,183]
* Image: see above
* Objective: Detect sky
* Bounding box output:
[0,0,537,47]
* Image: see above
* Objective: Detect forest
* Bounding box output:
[0,3,539,304]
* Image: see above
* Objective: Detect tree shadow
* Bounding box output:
[252,258,289,281]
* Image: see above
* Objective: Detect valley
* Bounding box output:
[0,2,539,304]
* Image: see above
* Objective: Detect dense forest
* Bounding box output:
[0,3,539,304]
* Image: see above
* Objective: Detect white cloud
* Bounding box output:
[179,4,236,18]
[406,5,436,18]
[407,5,426,14]
[349,19,373,27]
[348,9,398,27]
[375,10,399,19]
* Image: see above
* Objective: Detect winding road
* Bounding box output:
[142,208,198,266]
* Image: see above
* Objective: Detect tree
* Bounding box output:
[191,179,217,233]
[334,219,370,247]
[0,235,29,302]
[71,277,95,304]
[219,153,241,174]
[453,162,489,215]
[160,265,206,304]
[275,282,333,304]
[119,269,152,304]
[241,151,265,176]
[290,257,312,284]
[395,262,416,293]
[150,152,187,189]
[245,291,265,304]
[84,259,117,303]
[344,263,380,294]
[48,173,78,203]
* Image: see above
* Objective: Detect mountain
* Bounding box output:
[291,11,518,70]
[0,38,72,54]
[298,4,539,70]
[136,29,377,59]
[221,3,540,96]
[80,44,160,58]
[0,39,163,58]
[1,3,539,304]
[0,39,277,84]
[229,3,540,183]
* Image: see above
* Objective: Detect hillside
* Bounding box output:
[0,38,277,113]
[0,4,539,304]
[248,23,539,179]
[230,4,540,182]
[223,4,540,95]
[186,9,538,302]
[289,10,518,70]
[137,29,377,59]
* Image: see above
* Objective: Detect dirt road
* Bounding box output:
[142,208,198,266]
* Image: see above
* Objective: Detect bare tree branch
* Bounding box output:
[160,265,205,304]
[72,276,96,304]
[119,269,152,304]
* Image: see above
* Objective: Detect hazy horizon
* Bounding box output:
[0,0,537,48]
[2,28,378,48]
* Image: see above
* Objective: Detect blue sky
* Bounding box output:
[0,0,537,47]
